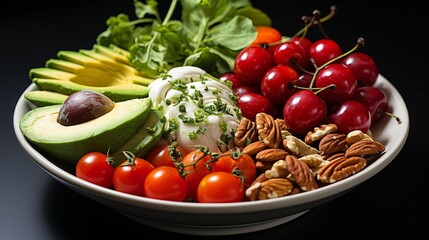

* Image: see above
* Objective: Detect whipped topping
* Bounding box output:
[148,66,242,153]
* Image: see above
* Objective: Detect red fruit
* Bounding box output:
[315,63,357,107]
[341,52,378,86]
[233,85,259,97]
[308,39,343,67]
[234,45,274,85]
[218,72,243,89]
[260,64,299,105]
[352,86,388,124]
[328,100,371,134]
[283,90,328,136]
[237,93,275,121]
[273,41,308,71]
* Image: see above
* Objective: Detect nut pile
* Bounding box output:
[233,112,385,201]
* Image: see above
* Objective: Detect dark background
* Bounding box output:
[1,1,424,239]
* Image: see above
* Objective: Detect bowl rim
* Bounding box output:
[13,74,410,214]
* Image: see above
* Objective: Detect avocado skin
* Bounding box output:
[19,98,152,164]
[110,109,164,166]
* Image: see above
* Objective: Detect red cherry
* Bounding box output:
[233,85,259,97]
[315,63,358,107]
[294,72,313,88]
[308,38,343,67]
[283,90,328,136]
[234,45,274,85]
[260,64,299,105]
[291,36,312,52]
[341,52,379,86]
[218,72,243,89]
[328,100,371,134]
[273,41,308,71]
[352,86,388,124]
[237,93,275,121]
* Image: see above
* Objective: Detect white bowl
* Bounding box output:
[13,74,409,236]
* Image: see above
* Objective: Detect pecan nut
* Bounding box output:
[246,178,294,200]
[234,117,259,148]
[255,148,289,162]
[285,155,319,191]
[319,133,347,155]
[345,139,385,158]
[317,155,367,183]
[305,123,338,144]
[283,135,319,157]
[256,112,282,148]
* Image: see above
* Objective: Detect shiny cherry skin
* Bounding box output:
[315,63,358,107]
[341,52,379,86]
[260,64,299,105]
[237,92,275,121]
[352,86,388,124]
[273,41,308,71]
[233,85,259,97]
[328,100,371,134]
[291,36,313,52]
[283,90,328,136]
[308,38,343,67]
[293,72,313,88]
[218,72,244,89]
[234,45,274,85]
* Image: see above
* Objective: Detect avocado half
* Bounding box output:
[25,44,154,106]
[19,97,152,164]
[110,109,165,166]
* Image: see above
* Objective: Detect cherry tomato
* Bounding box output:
[76,152,114,188]
[212,149,256,189]
[144,166,188,202]
[145,144,187,168]
[182,149,214,201]
[250,26,282,46]
[198,172,245,203]
[113,151,154,196]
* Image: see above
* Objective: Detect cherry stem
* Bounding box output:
[309,37,366,89]
[379,109,402,124]
[268,5,337,48]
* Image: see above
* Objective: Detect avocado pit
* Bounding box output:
[57,90,115,126]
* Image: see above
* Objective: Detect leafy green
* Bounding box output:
[96,0,271,78]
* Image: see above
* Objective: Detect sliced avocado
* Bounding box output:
[93,44,130,64]
[24,90,68,107]
[26,44,155,106]
[19,97,152,164]
[110,109,164,166]
[33,78,149,102]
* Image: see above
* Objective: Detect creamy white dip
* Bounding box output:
[148,66,242,153]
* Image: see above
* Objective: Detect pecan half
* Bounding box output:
[285,155,319,191]
[305,123,338,144]
[317,155,367,183]
[246,178,295,200]
[345,139,385,158]
[265,159,289,178]
[283,135,319,157]
[256,113,282,148]
[256,148,289,162]
[345,130,372,146]
[319,133,347,155]
[234,117,258,149]
[242,140,268,156]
